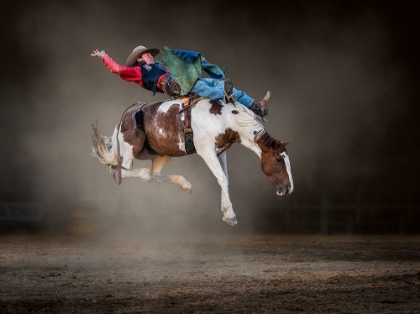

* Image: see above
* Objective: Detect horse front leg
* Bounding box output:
[218,150,228,180]
[198,150,237,226]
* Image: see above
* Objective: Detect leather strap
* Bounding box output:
[178,95,201,154]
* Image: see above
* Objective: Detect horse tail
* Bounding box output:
[90,124,119,173]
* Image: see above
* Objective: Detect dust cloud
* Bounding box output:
[2,0,417,235]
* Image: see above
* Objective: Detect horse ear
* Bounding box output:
[259,91,271,109]
[282,139,292,146]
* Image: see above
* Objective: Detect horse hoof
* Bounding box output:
[181,182,192,194]
[223,216,237,226]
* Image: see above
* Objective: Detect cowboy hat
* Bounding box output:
[126,45,160,66]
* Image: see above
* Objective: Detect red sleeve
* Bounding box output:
[102,54,143,85]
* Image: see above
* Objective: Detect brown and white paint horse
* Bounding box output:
[91,98,293,226]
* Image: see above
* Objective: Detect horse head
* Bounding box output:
[257,133,294,196]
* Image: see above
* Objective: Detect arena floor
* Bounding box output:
[1,234,419,313]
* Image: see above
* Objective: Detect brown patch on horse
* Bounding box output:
[209,100,223,115]
[231,110,239,115]
[141,102,188,157]
[120,103,150,157]
[215,128,242,152]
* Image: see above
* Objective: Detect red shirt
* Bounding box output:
[102,54,167,90]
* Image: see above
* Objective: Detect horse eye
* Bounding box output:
[276,156,284,163]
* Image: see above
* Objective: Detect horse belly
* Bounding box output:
[148,130,187,157]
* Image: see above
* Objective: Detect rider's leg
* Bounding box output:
[232,87,254,107]
[216,79,254,106]
[190,79,224,100]
[223,80,270,117]
[216,80,266,112]
[191,79,269,116]
[218,81,269,117]
[191,78,248,104]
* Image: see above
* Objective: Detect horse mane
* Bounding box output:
[230,104,263,128]
[227,104,277,150]
[254,129,276,151]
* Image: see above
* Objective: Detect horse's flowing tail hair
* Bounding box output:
[90,124,118,173]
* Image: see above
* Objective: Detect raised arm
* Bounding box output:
[90,49,142,82]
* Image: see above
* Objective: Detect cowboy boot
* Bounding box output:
[224,78,237,104]
[250,91,270,117]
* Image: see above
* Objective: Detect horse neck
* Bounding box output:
[254,130,276,153]
[236,124,267,159]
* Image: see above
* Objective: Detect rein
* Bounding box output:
[113,102,145,185]
[178,95,203,112]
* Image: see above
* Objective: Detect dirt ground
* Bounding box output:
[0,234,419,314]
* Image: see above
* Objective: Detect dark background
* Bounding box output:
[1,0,419,235]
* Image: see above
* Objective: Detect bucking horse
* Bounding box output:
[91,96,293,226]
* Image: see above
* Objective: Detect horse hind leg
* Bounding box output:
[150,156,192,193]
[121,155,192,193]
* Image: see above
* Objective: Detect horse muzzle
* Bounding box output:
[276,185,292,196]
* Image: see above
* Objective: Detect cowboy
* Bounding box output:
[91,45,269,117]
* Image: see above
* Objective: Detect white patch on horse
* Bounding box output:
[159,128,164,135]
[227,104,265,158]
[177,134,186,152]
[111,126,135,170]
[281,152,294,193]
[157,100,180,114]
